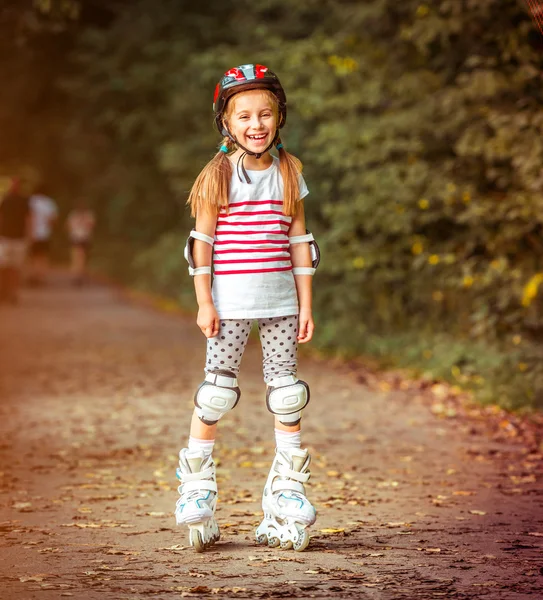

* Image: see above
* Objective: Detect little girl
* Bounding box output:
[175,64,319,553]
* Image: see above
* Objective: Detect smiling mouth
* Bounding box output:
[247,134,268,141]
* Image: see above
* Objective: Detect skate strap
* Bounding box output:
[271,479,306,495]
[181,479,218,494]
[275,464,310,483]
[180,465,216,483]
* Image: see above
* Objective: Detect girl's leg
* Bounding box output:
[256,315,315,551]
[188,318,252,446]
[176,319,252,551]
[257,315,301,440]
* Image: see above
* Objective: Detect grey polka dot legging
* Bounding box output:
[205,315,299,383]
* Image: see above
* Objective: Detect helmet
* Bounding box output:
[213,64,287,136]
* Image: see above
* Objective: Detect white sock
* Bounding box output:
[188,436,215,457]
[274,429,302,451]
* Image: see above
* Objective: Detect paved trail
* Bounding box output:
[0,275,542,599]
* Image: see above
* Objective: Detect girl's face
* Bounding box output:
[226,90,278,154]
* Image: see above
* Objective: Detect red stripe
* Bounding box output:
[216,230,288,235]
[214,257,291,264]
[217,220,290,227]
[214,266,293,275]
[214,248,289,254]
[214,239,288,245]
[219,210,287,217]
[223,200,283,209]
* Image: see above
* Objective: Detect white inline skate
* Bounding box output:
[175,448,220,552]
[255,447,316,552]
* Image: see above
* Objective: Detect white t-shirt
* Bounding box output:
[211,156,309,319]
[30,195,58,241]
[67,209,96,243]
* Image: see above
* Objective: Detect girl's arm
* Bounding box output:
[193,207,219,338]
[288,202,314,344]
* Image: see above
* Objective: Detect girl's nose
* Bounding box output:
[250,115,263,129]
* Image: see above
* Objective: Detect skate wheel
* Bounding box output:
[293,529,310,552]
[190,528,205,553]
[267,535,280,548]
[256,533,268,545]
[280,539,293,550]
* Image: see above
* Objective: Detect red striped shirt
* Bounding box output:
[213,197,293,276]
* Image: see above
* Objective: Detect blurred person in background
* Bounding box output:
[0,175,33,304]
[66,199,96,286]
[28,188,58,286]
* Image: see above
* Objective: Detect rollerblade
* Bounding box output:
[175,448,220,552]
[255,447,316,552]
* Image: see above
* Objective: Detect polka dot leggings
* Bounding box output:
[205,315,299,383]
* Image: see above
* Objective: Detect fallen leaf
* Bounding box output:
[20,574,59,583]
[319,528,345,534]
[159,544,186,551]
[469,510,487,516]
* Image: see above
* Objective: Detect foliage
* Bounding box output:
[30,0,543,408]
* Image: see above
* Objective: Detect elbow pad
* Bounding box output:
[184,229,214,276]
[289,229,320,275]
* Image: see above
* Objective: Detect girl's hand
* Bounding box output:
[197,302,220,338]
[297,308,314,344]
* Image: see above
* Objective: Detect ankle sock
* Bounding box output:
[274,428,301,451]
[188,436,215,457]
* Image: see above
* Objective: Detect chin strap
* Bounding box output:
[236,151,251,184]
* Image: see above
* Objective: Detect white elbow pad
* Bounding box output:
[289,229,320,273]
[184,229,214,276]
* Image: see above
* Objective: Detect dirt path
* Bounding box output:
[0,274,542,599]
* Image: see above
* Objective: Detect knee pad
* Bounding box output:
[266,375,310,426]
[195,370,241,425]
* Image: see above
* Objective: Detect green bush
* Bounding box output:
[64,0,543,409]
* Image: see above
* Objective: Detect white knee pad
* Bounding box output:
[195,370,241,425]
[266,375,310,426]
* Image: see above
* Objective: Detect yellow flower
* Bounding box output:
[352,257,365,269]
[411,241,423,255]
[416,4,430,17]
[521,273,543,307]
[428,254,440,265]
[518,363,528,372]
[462,191,471,204]
[418,198,429,210]
[327,55,358,74]
[463,275,474,288]
[512,335,522,345]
